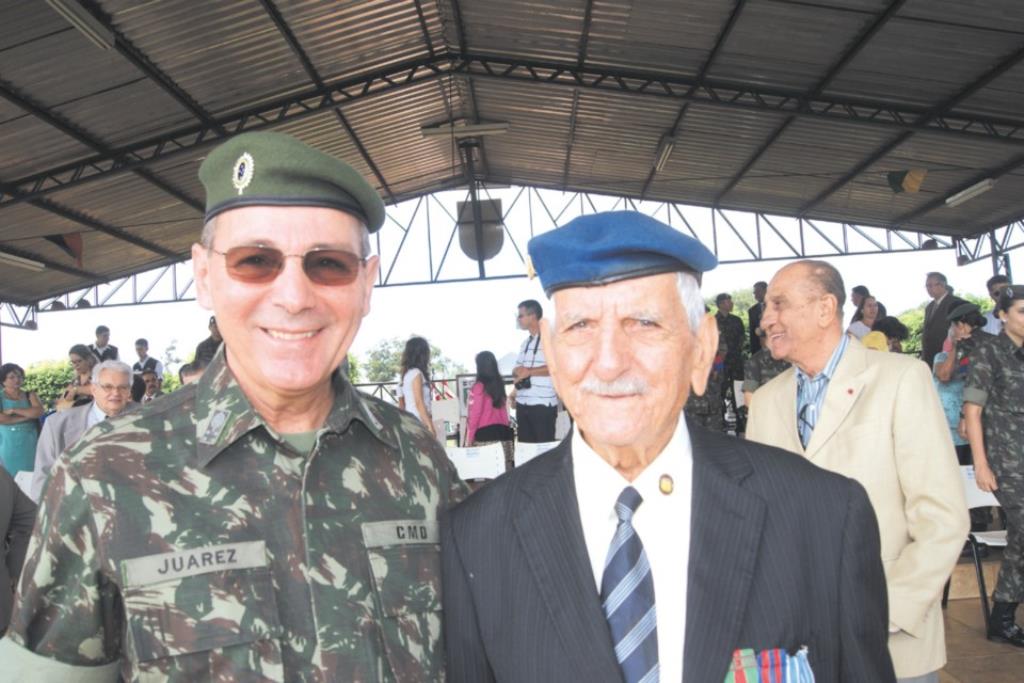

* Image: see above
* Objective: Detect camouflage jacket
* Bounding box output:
[715,312,746,380]
[963,331,1024,414]
[963,331,1024,469]
[742,349,791,394]
[0,351,468,682]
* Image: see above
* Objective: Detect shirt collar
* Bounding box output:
[572,413,693,518]
[88,400,107,427]
[194,347,396,468]
[795,333,850,384]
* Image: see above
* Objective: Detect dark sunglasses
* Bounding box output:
[211,245,367,286]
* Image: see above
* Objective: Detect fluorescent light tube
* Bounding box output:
[421,122,510,138]
[654,135,676,173]
[0,252,46,272]
[45,0,114,51]
[945,178,995,208]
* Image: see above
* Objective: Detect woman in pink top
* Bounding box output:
[464,351,513,445]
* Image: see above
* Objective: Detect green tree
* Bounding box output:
[162,371,181,394]
[161,338,183,369]
[345,354,361,383]
[361,337,466,383]
[23,359,74,409]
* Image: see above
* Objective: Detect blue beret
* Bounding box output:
[527,211,718,295]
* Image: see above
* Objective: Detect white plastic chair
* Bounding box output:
[943,466,1008,624]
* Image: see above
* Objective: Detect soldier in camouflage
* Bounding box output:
[741,330,791,407]
[684,332,726,432]
[963,284,1024,648]
[0,131,467,681]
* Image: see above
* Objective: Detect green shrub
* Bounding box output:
[23,360,74,409]
[162,371,181,394]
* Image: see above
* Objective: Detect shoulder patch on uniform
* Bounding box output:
[199,409,231,444]
[362,520,439,547]
[361,401,384,431]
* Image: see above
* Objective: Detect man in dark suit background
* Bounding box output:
[748,280,767,355]
[442,211,895,683]
[921,272,967,368]
[1,467,35,634]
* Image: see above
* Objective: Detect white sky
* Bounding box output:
[3,189,1019,377]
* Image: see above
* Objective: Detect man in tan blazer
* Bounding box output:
[747,260,968,683]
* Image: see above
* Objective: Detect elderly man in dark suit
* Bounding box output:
[442,211,895,683]
[1,467,35,634]
[921,272,967,368]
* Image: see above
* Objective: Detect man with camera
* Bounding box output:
[513,299,559,442]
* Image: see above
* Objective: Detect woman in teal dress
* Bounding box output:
[0,363,43,475]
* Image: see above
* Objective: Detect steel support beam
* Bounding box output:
[257,0,397,204]
[0,180,178,259]
[412,0,437,58]
[27,185,984,311]
[954,221,1024,274]
[0,56,450,210]
[8,52,1024,211]
[0,303,38,330]
[456,55,1024,144]
[577,0,595,67]
[562,90,580,186]
[800,40,1024,216]
[77,0,224,134]
[641,0,747,198]
[716,0,907,204]
[0,242,101,281]
[893,150,1024,228]
[0,81,203,214]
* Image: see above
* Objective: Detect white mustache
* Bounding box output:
[580,377,648,396]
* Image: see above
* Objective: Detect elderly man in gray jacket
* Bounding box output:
[29,360,134,502]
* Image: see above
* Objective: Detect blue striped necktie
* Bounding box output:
[601,486,659,683]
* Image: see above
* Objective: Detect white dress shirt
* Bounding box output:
[572,416,692,683]
[983,310,1003,335]
[87,401,108,428]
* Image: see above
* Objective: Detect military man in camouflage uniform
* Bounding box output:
[714,293,746,432]
[741,331,791,406]
[963,284,1024,647]
[0,132,467,681]
[684,332,726,432]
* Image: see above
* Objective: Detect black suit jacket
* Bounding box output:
[442,422,895,683]
[921,295,967,367]
[748,303,764,354]
[1,467,36,632]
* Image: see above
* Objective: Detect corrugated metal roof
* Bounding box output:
[1,0,1022,304]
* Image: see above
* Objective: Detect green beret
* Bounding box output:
[199,131,385,232]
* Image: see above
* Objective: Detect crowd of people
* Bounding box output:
[0,320,222,496]
[0,130,1021,683]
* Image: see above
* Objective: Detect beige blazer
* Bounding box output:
[747,339,968,678]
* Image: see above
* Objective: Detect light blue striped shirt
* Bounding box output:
[795,334,850,448]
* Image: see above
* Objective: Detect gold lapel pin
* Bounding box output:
[659,474,674,495]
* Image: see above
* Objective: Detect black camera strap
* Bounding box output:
[526,334,541,366]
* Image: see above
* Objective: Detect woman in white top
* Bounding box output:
[398,336,435,437]
[847,295,880,340]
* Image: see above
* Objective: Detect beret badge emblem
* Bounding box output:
[232,153,254,195]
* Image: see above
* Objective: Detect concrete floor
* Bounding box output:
[940,599,1024,683]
